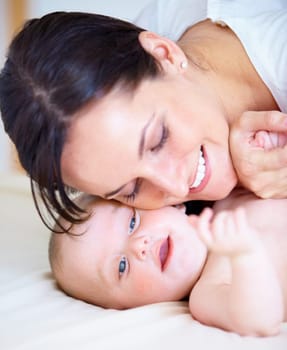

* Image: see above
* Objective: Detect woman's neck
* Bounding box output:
[179,19,279,124]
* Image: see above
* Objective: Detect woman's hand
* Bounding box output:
[230,110,287,198]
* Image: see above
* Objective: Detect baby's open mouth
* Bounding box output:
[159,236,170,271]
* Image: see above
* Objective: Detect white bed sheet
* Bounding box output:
[1,173,287,350]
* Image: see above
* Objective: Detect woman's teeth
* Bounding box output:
[190,149,206,189]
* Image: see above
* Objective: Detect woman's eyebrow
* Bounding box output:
[104,114,155,199]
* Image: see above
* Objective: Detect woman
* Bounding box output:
[0,0,286,230]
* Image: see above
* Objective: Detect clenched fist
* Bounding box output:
[230,110,287,198]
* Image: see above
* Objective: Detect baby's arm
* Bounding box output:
[189,207,284,336]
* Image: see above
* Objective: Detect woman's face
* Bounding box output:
[62,70,237,209]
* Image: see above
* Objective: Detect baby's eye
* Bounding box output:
[119,256,128,277]
[128,209,140,234]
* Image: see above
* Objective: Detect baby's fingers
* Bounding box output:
[209,211,237,249]
[196,207,214,246]
[207,209,247,254]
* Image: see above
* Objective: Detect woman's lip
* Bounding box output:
[189,146,210,194]
[159,236,172,271]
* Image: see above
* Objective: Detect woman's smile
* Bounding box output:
[189,145,210,193]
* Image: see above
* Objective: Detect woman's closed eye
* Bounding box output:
[150,123,169,153]
[123,124,169,203]
[124,179,141,203]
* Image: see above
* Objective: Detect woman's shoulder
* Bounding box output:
[207,0,286,21]
[134,0,207,41]
[207,0,287,112]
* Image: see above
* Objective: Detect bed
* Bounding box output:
[1,172,287,350]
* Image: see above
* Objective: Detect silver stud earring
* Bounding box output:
[180,61,188,69]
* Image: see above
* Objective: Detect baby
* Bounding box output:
[49,189,287,337]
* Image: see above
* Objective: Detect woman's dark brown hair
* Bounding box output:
[0,11,161,232]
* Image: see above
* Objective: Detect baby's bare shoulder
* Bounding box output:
[214,188,287,216]
[213,188,258,212]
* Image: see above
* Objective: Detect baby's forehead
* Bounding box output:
[73,197,125,234]
[70,196,118,226]
[81,196,121,212]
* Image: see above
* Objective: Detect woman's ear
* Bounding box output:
[138,31,187,73]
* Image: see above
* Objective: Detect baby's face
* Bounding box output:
[57,199,207,309]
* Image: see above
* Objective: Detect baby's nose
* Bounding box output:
[130,235,151,260]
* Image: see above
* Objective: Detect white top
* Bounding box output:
[135,0,287,112]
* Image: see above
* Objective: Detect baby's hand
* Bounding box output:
[196,207,260,257]
[230,110,287,199]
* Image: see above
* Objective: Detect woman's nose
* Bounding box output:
[130,235,151,260]
[144,160,189,198]
[155,172,189,197]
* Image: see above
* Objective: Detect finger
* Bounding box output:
[234,111,287,134]
[196,208,213,246]
[211,211,227,242]
[225,212,237,238]
[200,207,214,222]
[250,169,287,198]
[242,145,287,171]
[234,207,247,231]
